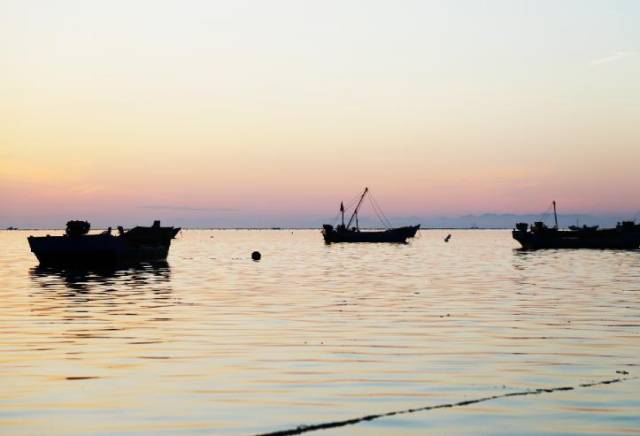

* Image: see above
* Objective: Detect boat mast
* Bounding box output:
[553,200,558,229]
[340,202,345,228]
[346,187,368,229]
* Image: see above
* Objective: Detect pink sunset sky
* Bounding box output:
[1,1,639,227]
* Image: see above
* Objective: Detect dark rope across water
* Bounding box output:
[256,376,637,436]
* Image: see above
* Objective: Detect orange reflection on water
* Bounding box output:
[1,230,639,434]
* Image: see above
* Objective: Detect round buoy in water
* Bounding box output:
[251,251,261,261]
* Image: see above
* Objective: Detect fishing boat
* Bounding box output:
[512,201,640,249]
[322,188,420,243]
[28,220,180,266]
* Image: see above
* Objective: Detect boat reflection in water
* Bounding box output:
[27,262,177,346]
[29,261,172,293]
[322,187,420,243]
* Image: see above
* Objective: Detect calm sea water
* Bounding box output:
[1,229,639,435]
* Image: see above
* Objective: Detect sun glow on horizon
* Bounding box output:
[2,0,639,227]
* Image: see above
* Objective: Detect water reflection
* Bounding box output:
[2,230,639,434]
[29,262,172,292]
[28,262,177,322]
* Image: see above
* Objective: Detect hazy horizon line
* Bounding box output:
[5,210,639,232]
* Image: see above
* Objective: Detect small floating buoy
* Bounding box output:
[444,234,452,242]
[251,251,261,261]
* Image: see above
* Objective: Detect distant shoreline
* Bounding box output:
[4,212,633,232]
[4,227,514,231]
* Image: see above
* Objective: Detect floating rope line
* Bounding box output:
[257,376,637,436]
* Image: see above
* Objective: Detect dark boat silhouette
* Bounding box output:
[512,201,640,249]
[28,220,180,266]
[322,187,420,243]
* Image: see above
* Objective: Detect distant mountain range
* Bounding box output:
[181,212,637,229]
[3,213,636,230]
[379,213,633,229]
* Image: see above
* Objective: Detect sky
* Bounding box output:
[1,0,639,228]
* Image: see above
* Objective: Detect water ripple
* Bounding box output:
[0,230,638,434]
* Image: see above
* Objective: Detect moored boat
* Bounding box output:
[28,220,180,266]
[512,202,640,249]
[322,188,420,243]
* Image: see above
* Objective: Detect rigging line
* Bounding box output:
[346,188,369,229]
[343,198,358,212]
[378,198,394,228]
[537,202,554,226]
[340,193,363,220]
[367,194,385,227]
[345,191,363,210]
[369,191,393,228]
[366,196,381,227]
[329,191,363,226]
[367,196,389,229]
[330,206,344,227]
[372,197,393,229]
[330,210,341,227]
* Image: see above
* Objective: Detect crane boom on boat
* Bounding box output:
[346,187,368,230]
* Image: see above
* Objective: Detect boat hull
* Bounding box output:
[512,229,640,250]
[322,225,420,243]
[28,227,180,266]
